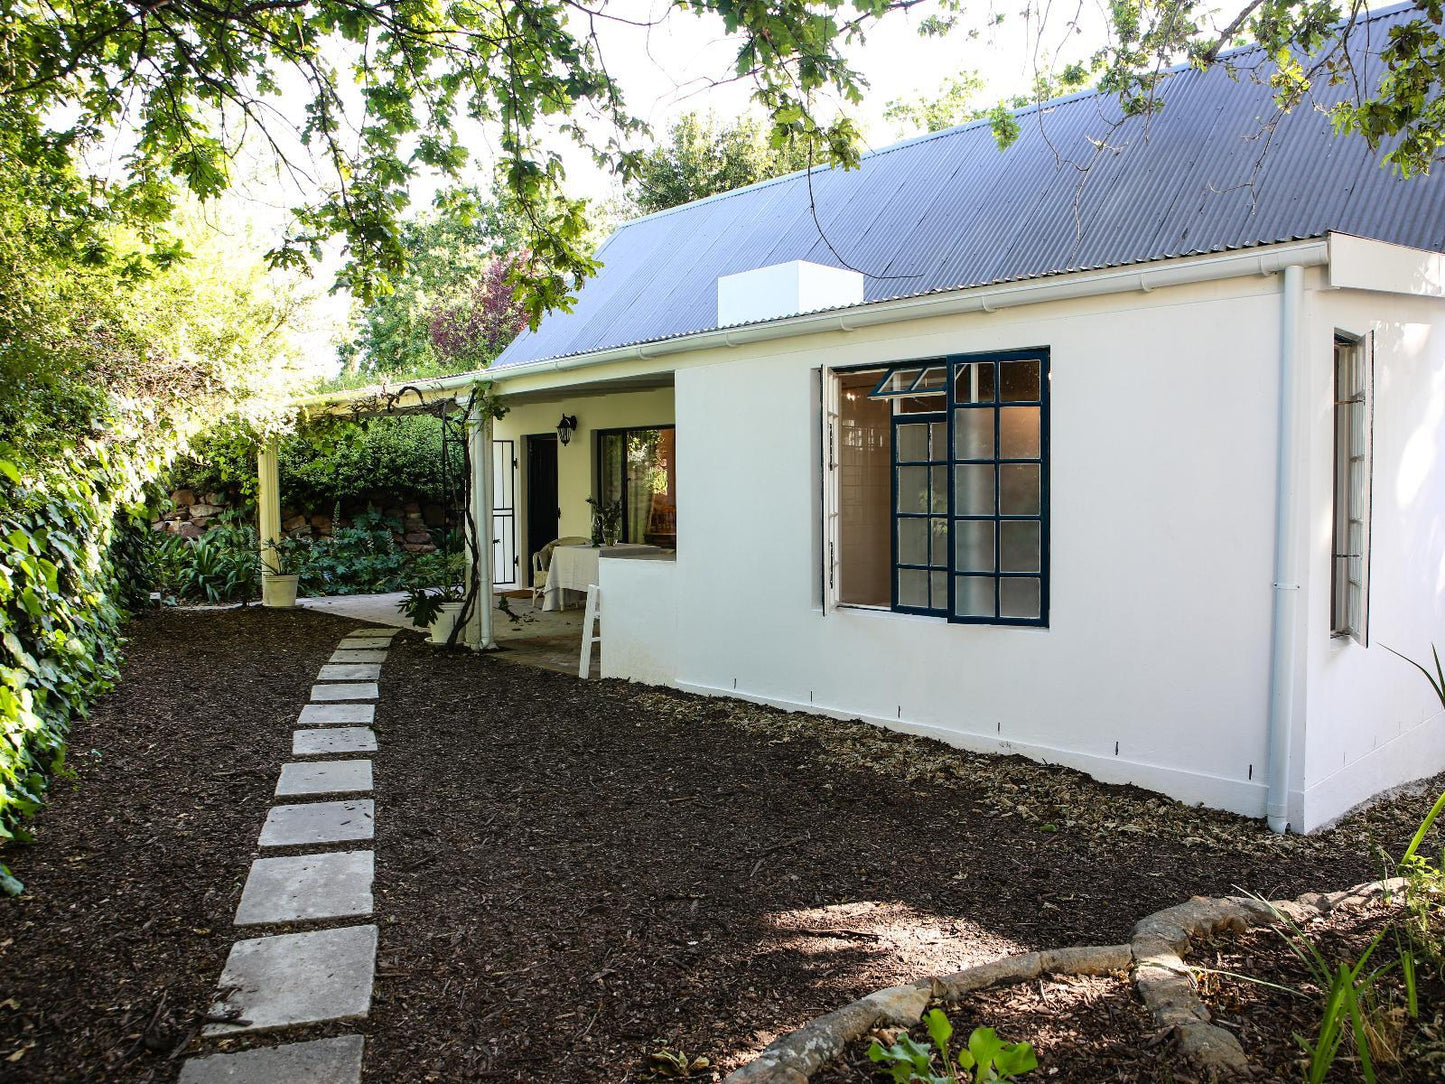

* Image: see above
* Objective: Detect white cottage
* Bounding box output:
[302,5,1445,832]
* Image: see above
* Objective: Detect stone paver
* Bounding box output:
[203,925,378,1035]
[179,1036,365,1084]
[235,851,374,925]
[277,759,373,797]
[329,649,388,664]
[345,627,399,639]
[293,727,377,756]
[337,638,395,651]
[310,682,379,702]
[318,663,383,682]
[258,800,374,848]
[299,702,374,726]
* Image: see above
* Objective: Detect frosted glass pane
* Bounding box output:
[929,517,949,566]
[953,465,995,515]
[898,518,928,565]
[999,407,1040,458]
[1000,360,1041,402]
[897,423,929,463]
[930,421,946,457]
[1000,464,1041,515]
[897,466,929,513]
[953,408,994,459]
[954,521,995,572]
[930,467,948,513]
[898,568,929,608]
[930,570,947,608]
[1000,577,1042,619]
[954,362,995,404]
[1000,521,1042,573]
[954,575,994,618]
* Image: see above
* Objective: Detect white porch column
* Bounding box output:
[257,434,283,603]
[463,400,496,650]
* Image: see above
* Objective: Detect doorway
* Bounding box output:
[525,434,560,580]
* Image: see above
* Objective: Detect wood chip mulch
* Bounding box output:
[0,606,364,1082]
[2,607,1442,1082]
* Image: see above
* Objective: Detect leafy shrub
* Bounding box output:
[152,515,261,603]
[868,1011,1037,1083]
[169,414,462,511]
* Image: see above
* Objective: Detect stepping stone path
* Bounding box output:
[179,625,397,1083]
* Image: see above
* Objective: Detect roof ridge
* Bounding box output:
[615,1,1412,230]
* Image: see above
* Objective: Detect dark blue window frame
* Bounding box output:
[869,349,1050,628]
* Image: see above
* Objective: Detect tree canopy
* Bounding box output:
[627,112,815,215]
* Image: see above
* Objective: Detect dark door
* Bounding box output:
[526,435,560,573]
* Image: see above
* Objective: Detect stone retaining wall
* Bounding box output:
[155,490,447,553]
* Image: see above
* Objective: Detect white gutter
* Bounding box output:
[296,240,1330,411]
[1266,263,1308,833]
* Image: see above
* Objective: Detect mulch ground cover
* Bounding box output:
[2,607,1443,1082]
[0,605,364,1082]
[811,972,1160,1084]
[1196,900,1445,1082]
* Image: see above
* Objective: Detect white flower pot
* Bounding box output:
[428,601,465,645]
[262,574,299,608]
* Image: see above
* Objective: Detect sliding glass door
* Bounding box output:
[597,426,677,548]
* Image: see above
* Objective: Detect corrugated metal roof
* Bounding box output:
[495,4,1445,369]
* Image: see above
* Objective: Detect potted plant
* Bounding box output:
[586,497,623,547]
[399,582,465,644]
[260,537,306,608]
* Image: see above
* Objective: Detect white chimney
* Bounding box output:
[717,260,864,327]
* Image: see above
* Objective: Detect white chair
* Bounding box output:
[579,583,601,679]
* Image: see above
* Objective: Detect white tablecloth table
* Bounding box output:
[542,544,660,611]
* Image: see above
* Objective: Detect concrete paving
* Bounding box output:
[317,663,383,682]
[309,682,379,702]
[258,800,374,848]
[276,760,372,797]
[179,1036,365,1083]
[203,926,378,1035]
[235,852,374,926]
[346,627,400,638]
[293,727,377,756]
[329,649,388,664]
[299,702,374,726]
[298,593,411,628]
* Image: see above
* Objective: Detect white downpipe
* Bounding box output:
[257,435,283,598]
[464,405,495,651]
[1266,264,1306,833]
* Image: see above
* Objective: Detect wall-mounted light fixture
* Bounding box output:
[555,413,578,446]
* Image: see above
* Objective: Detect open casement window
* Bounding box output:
[821,369,841,612]
[1331,332,1373,644]
[829,350,1050,626]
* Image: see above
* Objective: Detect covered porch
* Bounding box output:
[265,363,679,671]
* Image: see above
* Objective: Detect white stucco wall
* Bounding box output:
[1299,288,1445,828]
[660,276,1289,819]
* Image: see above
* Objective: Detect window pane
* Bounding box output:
[930,466,948,514]
[954,575,994,618]
[1000,464,1041,515]
[953,362,995,404]
[1000,577,1041,619]
[898,517,928,565]
[897,423,929,463]
[877,367,922,394]
[930,570,947,608]
[929,421,946,458]
[897,466,929,513]
[914,365,947,391]
[1000,360,1041,402]
[839,370,892,607]
[999,407,1041,459]
[953,465,995,515]
[1000,521,1042,573]
[898,568,929,608]
[954,521,995,572]
[929,517,949,567]
[896,393,946,414]
[953,408,994,459]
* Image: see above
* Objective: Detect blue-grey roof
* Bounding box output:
[495,4,1445,369]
